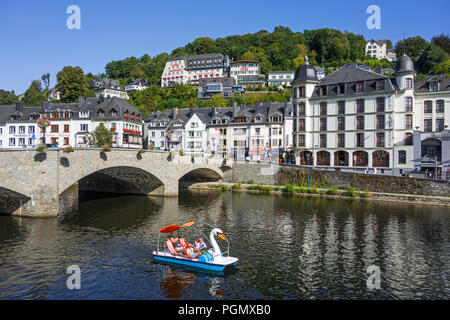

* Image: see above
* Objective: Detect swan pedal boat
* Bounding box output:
[152,223,238,272]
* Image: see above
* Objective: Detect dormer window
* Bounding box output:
[319,86,327,96]
[51,112,58,119]
[356,82,364,92]
[405,78,413,89]
[430,80,439,92]
[255,116,262,122]
[337,84,345,95]
[97,109,105,117]
[110,109,117,117]
[376,80,385,91]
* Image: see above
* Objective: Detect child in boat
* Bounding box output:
[186,245,202,259]
[195,238,207,252]
[169,236,184,253]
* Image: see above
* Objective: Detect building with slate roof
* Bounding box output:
[145,102,294,159]
[89,78,129,100]
[0,97,143,149]
[161,53,231,88]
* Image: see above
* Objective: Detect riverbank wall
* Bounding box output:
[223,163,450,197]
[188,182,450,208]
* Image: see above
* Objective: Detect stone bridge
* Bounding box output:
[0,149,229,217]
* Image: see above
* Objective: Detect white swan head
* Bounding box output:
[210,228,227,257]
[212,228,226,240]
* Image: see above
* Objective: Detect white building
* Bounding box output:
[230,60,266,87]
[161,53,230,88]
[0,97,143,149]
[125,78,149,92]
[365,39,397,62]
[145,102,294,160]
[268,71,295,87]
[89,78,129,100]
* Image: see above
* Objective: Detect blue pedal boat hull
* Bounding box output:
[152,252,238,272]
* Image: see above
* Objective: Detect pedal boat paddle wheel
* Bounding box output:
[152,222,239,272]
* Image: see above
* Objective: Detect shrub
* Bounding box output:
[274,186,281,191]
[35,144,47,153]
[101,146,111,153]
[63,146,74,153]
[179,151,184,156]
[345,187,357,197]
[138,149,145,154]
[284,184,294,193]
[326,186,339,195]
[232,183,242,191]
[294,186,307,193]
[215,184,229,192]
[360,190,371,198]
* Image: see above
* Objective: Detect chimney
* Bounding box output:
[156,110,161,116]
[79,96,85,106]
[41,102,49,113]
[172,107,178,119]
[15,102,24,112]
[375,66,383,74]
[212,106,217,115]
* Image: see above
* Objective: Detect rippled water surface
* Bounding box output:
[0,189,449,299]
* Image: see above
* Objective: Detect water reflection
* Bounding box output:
[0,189,448,299]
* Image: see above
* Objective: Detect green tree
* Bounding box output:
[430,59,450,77]
[431,34,450,55]
[395,36,429,61]
[23,80,46,106]
[417,44,449,74]
[208,95,227,108]
[56,66,88,103]
[41,73,50,90]
[0,89,18,105]
[92,123,113,148]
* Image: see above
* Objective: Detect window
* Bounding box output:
[338,117,345,130]
[9,126,15,134]
[298,135,305,147]
[51,125,59,133]
[405,115,413,129]
[405,133,413,146]
[376,132,385,147]
[376,115,385,129]
[357,116,365,130]
[320,102,327,115]
[320,134,327,148]
[64,124,70,133]
[188,131,195,137]
[424,101,433,113]
[376,98,385,112]
[298,119,305,131]
[356,82,364,92]
[338,84,345,95]
[19,126,25,134]
[436,100,444,113]
[191,122,199,128]
[80,124,88,132]
[430,81,439,92]
[357,99,365,113]
[338,101,345,114]
[18,138,25,146]
[9,138,15,146]
[298,103,305,116]
[424,119,432,132]
[356,133,364,147]
[298,87,305,97]
[338,134,345,148]
[398,151,407,164]
[436,119,444,132]
[376,80,385,91]
[405,97,413,112]
[320,118,327,131]
[319,86,327,96]
[63,137,69,145]
[405,78,413,89]
[28,126,35,134]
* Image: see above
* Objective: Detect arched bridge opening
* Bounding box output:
[0,187,31,216]
[179,168,222,189]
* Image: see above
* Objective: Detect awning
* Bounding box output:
[159,221,195,233]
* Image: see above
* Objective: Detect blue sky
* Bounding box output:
[0,0,448,94]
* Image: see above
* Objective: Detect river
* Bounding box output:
[0,189,449,299]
